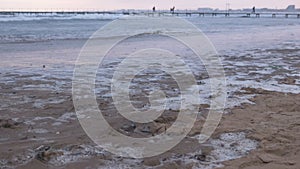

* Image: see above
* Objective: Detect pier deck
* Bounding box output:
[0,11,299,18]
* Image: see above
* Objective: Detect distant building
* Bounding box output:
[197,8,213,12]
[286,5,296,11]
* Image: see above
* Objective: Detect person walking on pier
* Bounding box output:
[152,6,156,12]
[170,6,175,13]
[252,6,256,13]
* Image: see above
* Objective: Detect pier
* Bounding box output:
[0,11,300,18]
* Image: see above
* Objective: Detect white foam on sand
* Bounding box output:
[40,144,144,168]
[4,132,255,169]
[224,75,299,110]
[48,145,105,166]
[24,112,76,127]
[185,132,258,169]
[99,158,143,169]
[227,75,300,93]
[209,132,258,162]
[223,48,300,109]
[28,128,49,134]
[33,98,66,109]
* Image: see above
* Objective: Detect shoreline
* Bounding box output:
[1,18,300,168]
[1,45,299,168]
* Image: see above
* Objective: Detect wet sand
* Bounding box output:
[1,75,299,169]
[0,34,300,168]
[218,89,300,169]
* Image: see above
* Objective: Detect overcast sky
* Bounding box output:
[1,0,300,10]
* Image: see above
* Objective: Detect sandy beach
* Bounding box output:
[0,16,300,169]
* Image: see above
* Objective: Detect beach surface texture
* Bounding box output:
[0,14,300,169]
